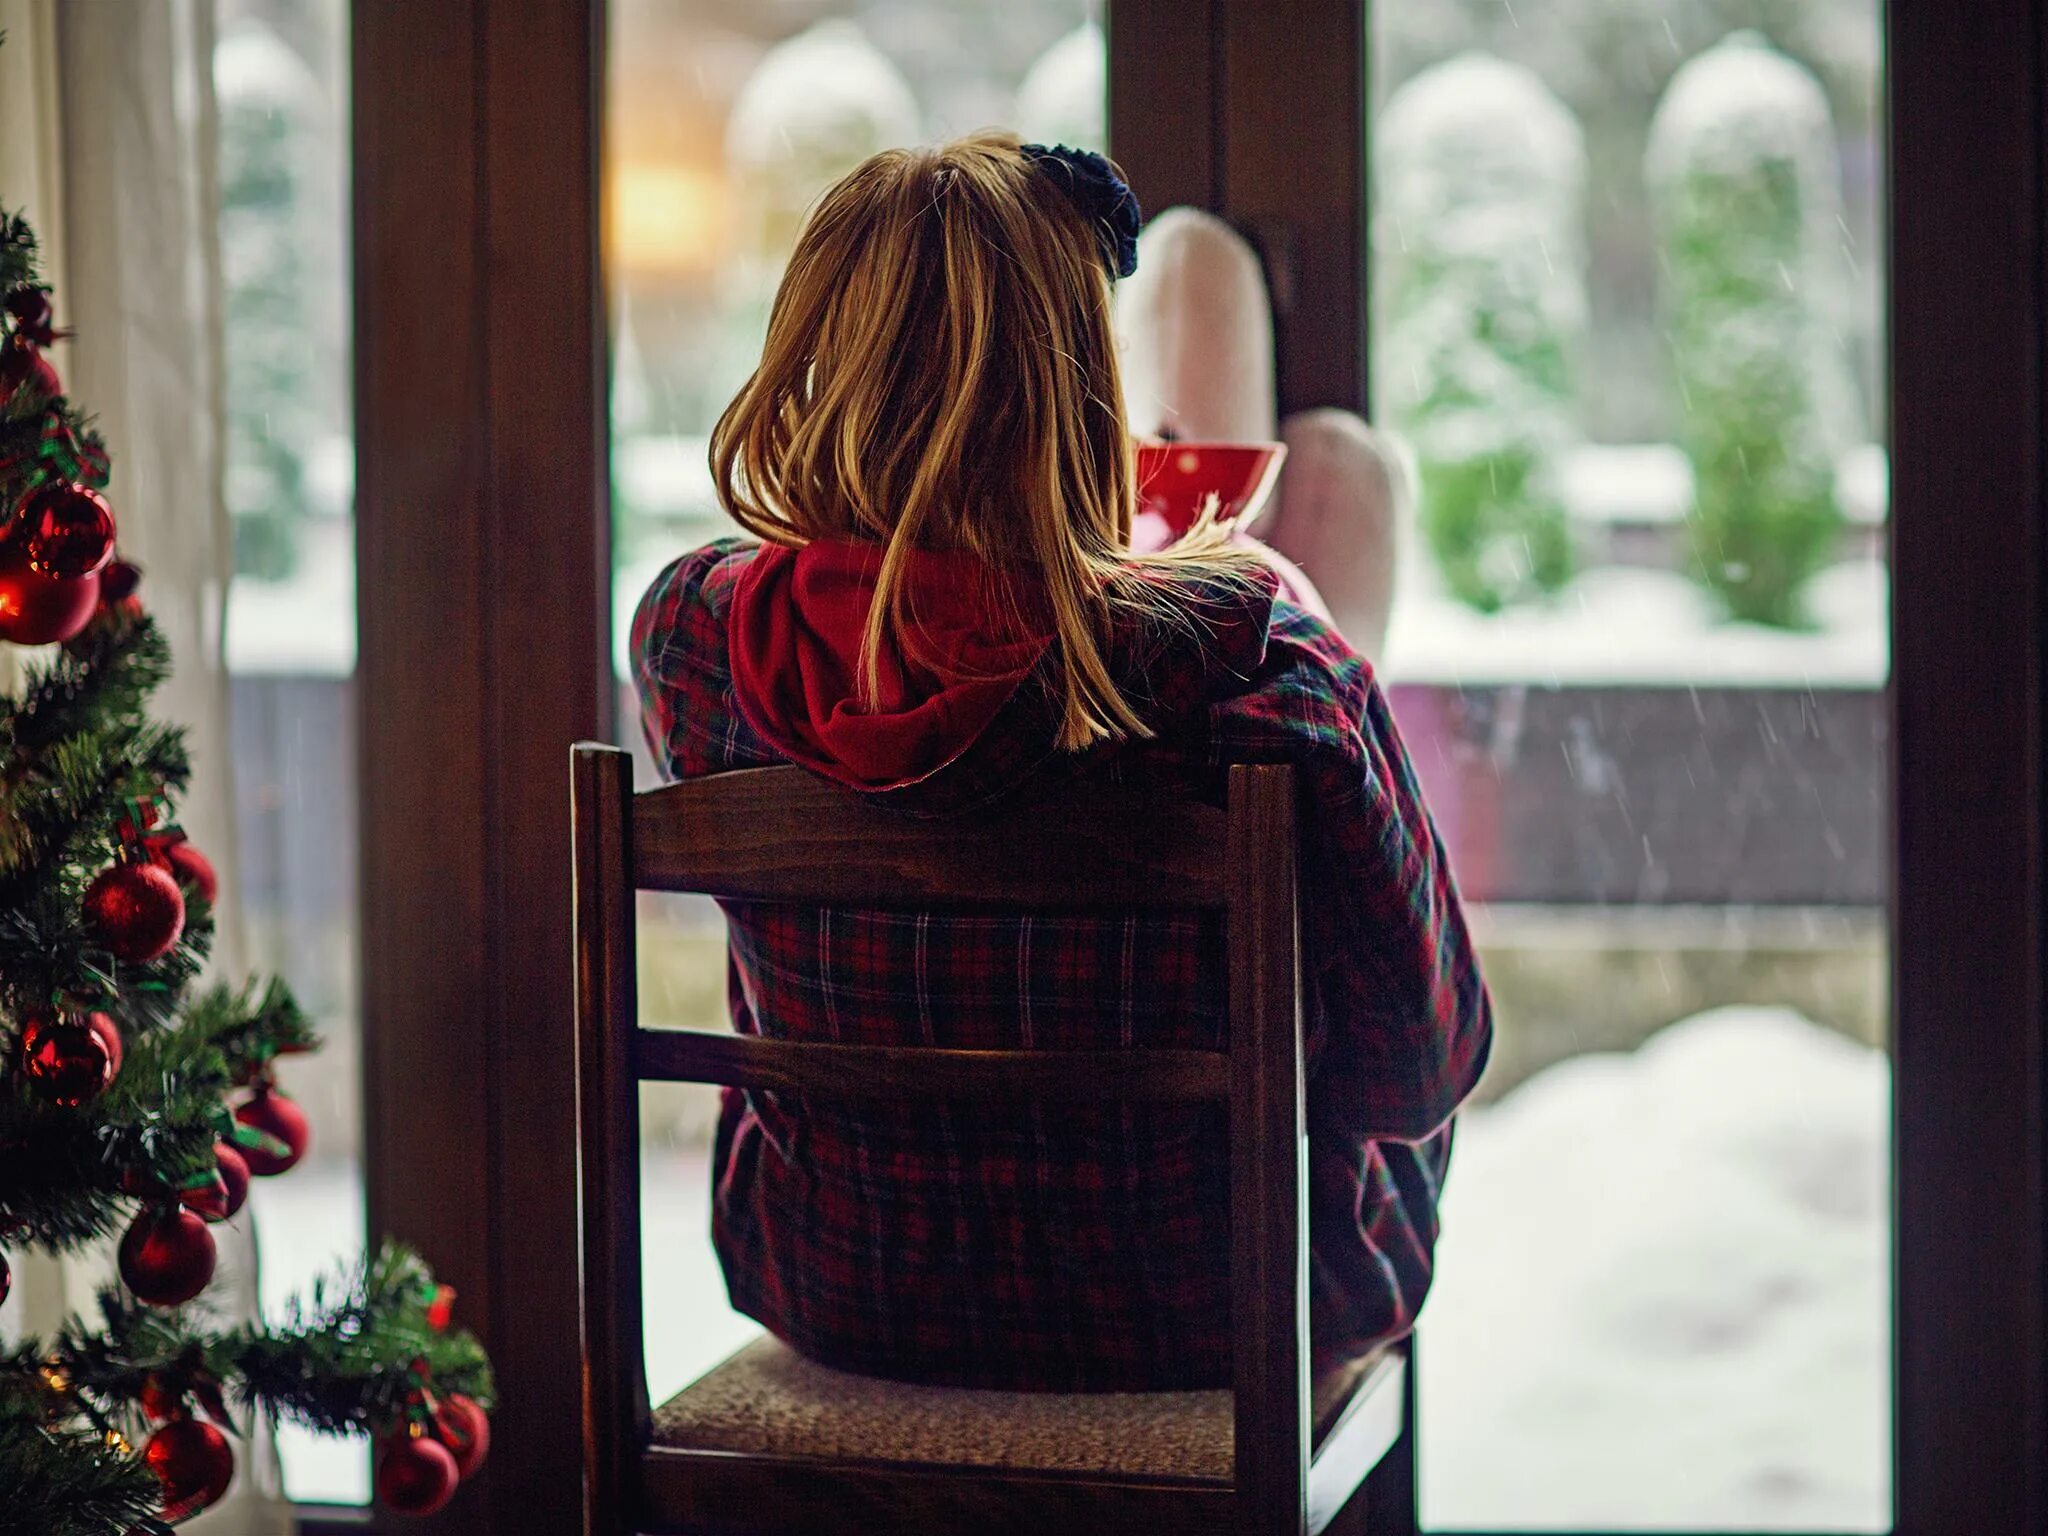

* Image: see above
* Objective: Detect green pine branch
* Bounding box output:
[0,207,41,294]
[0,1381,169,1536]
[39,1243,493,1435]
[2,618,172,758]
[1,1244,488,1534]
[0,980,317,1248]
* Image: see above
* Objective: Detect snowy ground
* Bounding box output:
[1418,1006,1890,1531]
[1381,555,1888,688]
[259,1006,1888,1527]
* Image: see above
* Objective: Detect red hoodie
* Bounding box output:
[726,539,1051,791]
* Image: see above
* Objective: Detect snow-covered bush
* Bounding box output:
[1375,53,1586,613]
[1648,32,1862,627]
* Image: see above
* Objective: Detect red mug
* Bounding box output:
[1133,440,1287,540]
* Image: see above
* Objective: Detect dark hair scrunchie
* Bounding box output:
[1020,143,1141,281]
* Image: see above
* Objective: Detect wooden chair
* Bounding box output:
[572,746,1417,1536]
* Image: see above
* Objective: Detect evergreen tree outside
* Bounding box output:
[1375,52,1587,614]
[0,190,489,1529]
[216,22,333,583]
[1648,31,1862,627]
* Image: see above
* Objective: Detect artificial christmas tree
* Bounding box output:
[0,196,492,1532]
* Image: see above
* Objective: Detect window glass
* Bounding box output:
[1366,8,1890,1530]
[217,0,365,1505]
[608,0,1103,1405]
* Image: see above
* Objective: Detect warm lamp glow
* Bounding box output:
[608,161,729,279]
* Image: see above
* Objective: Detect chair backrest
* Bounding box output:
[572,747,1308,1535]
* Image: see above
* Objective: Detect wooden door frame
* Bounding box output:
[1889,3,2047,1533]
[354,2,607,1532]
[1110,0,1368,418]
[351,1,2048,1532]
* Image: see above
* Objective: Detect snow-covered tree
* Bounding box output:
[1014,22,1105,151]
[1374,0,1879,444]
[709,20,922,432]
[1648,31,1861,627]
[724,20,921,275]
[1375,52,1587,613]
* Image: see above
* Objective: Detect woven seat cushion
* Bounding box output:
[651,1337,1378,1480]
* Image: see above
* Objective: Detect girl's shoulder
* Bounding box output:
[629,537,759,672]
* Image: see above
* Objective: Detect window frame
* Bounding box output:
[350,1,2048,1532]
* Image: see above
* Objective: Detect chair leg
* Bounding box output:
[1329,1343,1417,1536]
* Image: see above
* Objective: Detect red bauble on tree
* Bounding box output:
[5,286,57,345]
[178,1170,232,1223]
[160,838,219,905]
[84,1010,123,1077]
[213,1140,252,1217]
[84,859,185,963]
[433,1393,491,1481]
[20,482,116,580]
[18,1011,115,1106]
[0,532,99,645]
[144,1414,236,1522]
[377,1429,461,1516]
[424,1284,457,1333]
[119,1203,217,1306]
[234,1083,310,1176]
[100,556,140,601]
[139,1373,180,1424]
[0,1251,10,1309]
[0,336,60,412]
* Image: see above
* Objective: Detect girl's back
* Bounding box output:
[632,134,1490,1393]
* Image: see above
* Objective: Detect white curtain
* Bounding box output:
[2,1,288,1528]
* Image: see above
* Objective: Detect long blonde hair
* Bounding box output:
[711,130,1248,751]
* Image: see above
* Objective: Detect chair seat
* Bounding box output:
[652,1336,1381,1481]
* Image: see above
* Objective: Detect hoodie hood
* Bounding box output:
[726,537,1281,798]
[728,539,1052,792]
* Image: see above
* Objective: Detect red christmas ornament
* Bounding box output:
[424,1283,457,1332]
[376,1430,461,1516]
[21,483,116,579]
[234,1085,310,1176]
[214,1141,251,1218]
[139,1373,180,1423]
[179,1170,232,1223]
[19,1011,114,1106]
[5,287,57,345]
[85,1010,124,1077]
[0,1252,10,1309]
[84,859,185,963]
[119,1204,217,1306]
[144,1415,236,1522]
[0,534,99,645]
[100,558,141,601]
[433,1393,491,1481]
[0,337,60,410]
[160,839,218,905]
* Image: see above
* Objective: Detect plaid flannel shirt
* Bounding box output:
[632,538,1491,1391]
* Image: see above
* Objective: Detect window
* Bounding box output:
[1366,9,1890,1531]
[216,0,364,1506]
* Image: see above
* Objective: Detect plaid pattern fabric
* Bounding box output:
[633,538,1491,1391]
